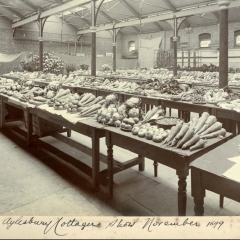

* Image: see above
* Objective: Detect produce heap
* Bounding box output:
[96,95,165,130]
[21,52,65,75]
[130,112,226,151]
[47,91,105,117]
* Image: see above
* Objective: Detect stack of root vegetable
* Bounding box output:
[161,112,226,151]
[77,93,105,117]
[47,89,72,108]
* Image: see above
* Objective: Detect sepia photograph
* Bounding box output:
[0,0,240,238]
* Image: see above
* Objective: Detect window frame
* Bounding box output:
[234,30,240,48]
[128,41,136,53]
[199,33,211,49]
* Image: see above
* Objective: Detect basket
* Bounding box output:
[156,117,180,130]
[24,112,63,137]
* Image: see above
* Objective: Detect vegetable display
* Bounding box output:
[155,112,227,151]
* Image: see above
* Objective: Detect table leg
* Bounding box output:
[177,167,189,216]
[153,161,158,177]
[26,110,33,147]
[0,96,5,128]
[220,195,224,208]
[178,110,182,119]
[169,108,172,117]
[191,168,205,216]
[194,197,204,216]
[138,155,145,172]
[67,129,71,137]
[92,129,100,192]
[106,132,114,198]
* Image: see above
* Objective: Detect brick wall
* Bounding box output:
[0,16,123,59]
[123,22,240,52]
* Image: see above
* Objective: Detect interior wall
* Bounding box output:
[122,21,240,68]
[0,16,123,69]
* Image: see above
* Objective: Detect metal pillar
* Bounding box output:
[39,18,43,71]
[91,0,97,76]
[167,16,191,76]
[173,17,178,76]
[219,9,229,88]
[113,42,117,71]
[112,26,121,72]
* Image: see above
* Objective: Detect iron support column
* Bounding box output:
[173,17,178,76]
[39,18,43,71]
[91,0,97,76]
[219,8,229,88]
[113,27,117,72]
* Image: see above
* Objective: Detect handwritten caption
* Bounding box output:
[1,217,224,236]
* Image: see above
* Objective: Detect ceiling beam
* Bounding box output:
[213,11,220,21]
[0,2,24,19]
[12,0,90,28]
[20,0,38,12]
[121,0,140,18]
[77,1,240,35]
[153,22,164,31]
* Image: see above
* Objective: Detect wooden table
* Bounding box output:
[0,94,33,144]
[29,107,106,190]
[190,135,240,216]
[105,126,232,216]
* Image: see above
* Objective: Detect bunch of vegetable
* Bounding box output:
[29,96,48,106]
[158,79,184,95]
[47,89,71,108]
[131,122,170,142]
[142,106,165,123]
[77,94,105,114]
[96,103,119,125]
[79,102,104,118]
[159,112,227,151]
[96,94,120,125]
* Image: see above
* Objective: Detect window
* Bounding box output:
[128,41,136,53]
[199,33,211,48]
[234,30,240,47]
[170,37,180,49]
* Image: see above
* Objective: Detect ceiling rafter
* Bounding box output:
[0,1,24,19]
[132,26,140,33]
[72,10,91,26]
[99,10,113,22]
[20,0,38,12]
[162,0,176,12]
[0,10,14,21]
[162,0,191,28]
[212,11,220,21]
[77,1,240,35]
[12,0,91,28]
[153,22,164,31]
[120,0,140,18]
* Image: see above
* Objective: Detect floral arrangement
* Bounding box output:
[21,52,65,74]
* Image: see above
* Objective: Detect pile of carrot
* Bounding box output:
[161,112,226,151]
[77,94,105,117]
[142,106,165,123]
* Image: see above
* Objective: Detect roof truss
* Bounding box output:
[12,0,91,28]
